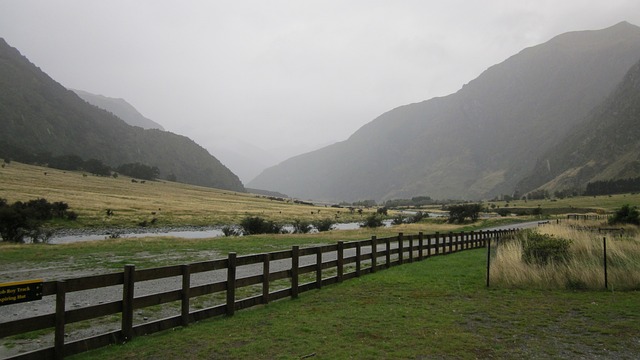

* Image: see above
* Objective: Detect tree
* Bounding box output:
[609,204,640,225]
[447,203,483,224]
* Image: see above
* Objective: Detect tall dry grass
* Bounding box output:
[490,221,640,290]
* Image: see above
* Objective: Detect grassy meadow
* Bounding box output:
[0,162,376,229]
[69,249,640,360]
[490,221,640,290]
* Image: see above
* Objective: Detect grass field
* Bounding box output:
[491,221,640,290]
[0,162,375,229]
[68,249,640,360]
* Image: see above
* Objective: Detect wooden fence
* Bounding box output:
[0,229,518,360]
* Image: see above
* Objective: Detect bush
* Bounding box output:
[239,216,283,235]
[609,204,640,225]
[312,218,336,232]
[360,214,384,228]
[391,214,405,225]
[292,219,312,234]
[0,198,74,243]
[447,203,482,223]
[522,232,572,265]
[221,225,240,237]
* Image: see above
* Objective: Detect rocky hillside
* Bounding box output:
[249,22,640,202]
[517,57,640,195]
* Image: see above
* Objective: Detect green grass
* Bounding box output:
[69,250,640,359]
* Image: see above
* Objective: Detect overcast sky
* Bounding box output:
[2,1,640,164]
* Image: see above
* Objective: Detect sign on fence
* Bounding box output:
[0,279,43,306]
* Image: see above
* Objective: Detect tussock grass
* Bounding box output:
[491,221,640,290]
[0,162,375,228]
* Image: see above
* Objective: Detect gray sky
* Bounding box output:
[2,1,640,175]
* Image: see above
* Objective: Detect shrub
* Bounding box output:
[292,219,313,234]
[447,203,482,223]
[312,218,336,232]
[609,204,640,225]
[360,214,384,228]
[0,198,74,243]
[391,214,405,225]
[240,216,283,235]
[522,232,572,265]
[221,225,240,237]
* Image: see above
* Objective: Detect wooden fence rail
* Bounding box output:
[0,229,518,359]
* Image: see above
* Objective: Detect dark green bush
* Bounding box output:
[0,198,75,243]
[609,204,640,225]
[360,214,384,228]
[292,219,313,234]
[522,231,572,265]
[240,216,283,235]
[312,218,336,232]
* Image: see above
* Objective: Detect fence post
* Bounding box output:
[122,264,135,342]
[356,242,362,277]
[315,247,322,289]
[292,246,299,298]
[226,253,237,316]
[418,232,424,260]
[408,235,414,262]
[263,253,270,303]
[385,237,391,268]
[434,232,440,255]
[448,232,453,253]
[486,237,491,288]
[337,241,344,282]
[603,237,608,289]
[398,233,404,264]
[371,236,377,273]
[181,264,190,327]
[54,280,66,360]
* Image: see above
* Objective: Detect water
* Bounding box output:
[49,214,445,244]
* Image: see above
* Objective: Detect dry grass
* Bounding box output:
[490,221,640,290]
[0,162,376,228]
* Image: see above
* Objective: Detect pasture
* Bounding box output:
[0,162,372,229]
[69,249,640,359]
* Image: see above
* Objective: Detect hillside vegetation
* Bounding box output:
[0,38,244,192]
[249,22,640,202]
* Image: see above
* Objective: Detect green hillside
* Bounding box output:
[0,38,244,192]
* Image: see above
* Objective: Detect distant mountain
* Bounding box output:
[249,22,640,202]
[517,57,640,195]
[72,89,165,130]
[0,38,245,193]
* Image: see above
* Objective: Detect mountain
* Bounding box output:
[0,38,245,193]
[249,22,640,202]
[72,89,165,130]
[517,57,640,195]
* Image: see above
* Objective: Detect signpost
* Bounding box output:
[0,279,43,306]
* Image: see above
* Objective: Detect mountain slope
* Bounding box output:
[0,38,245,192]
[517,57,640,194]
[249,22,640,202]
[72,89,165,130]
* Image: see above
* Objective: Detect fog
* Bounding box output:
[1,1,639,182]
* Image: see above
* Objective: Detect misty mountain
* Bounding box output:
[517,57,640,194]
[209,138,340,183]
[72,89,165,130]
[248,22,640,202]
[0,38,245,193]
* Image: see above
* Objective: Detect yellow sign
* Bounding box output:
[0,279,44,306]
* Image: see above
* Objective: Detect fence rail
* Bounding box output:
[0,229,518,359]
